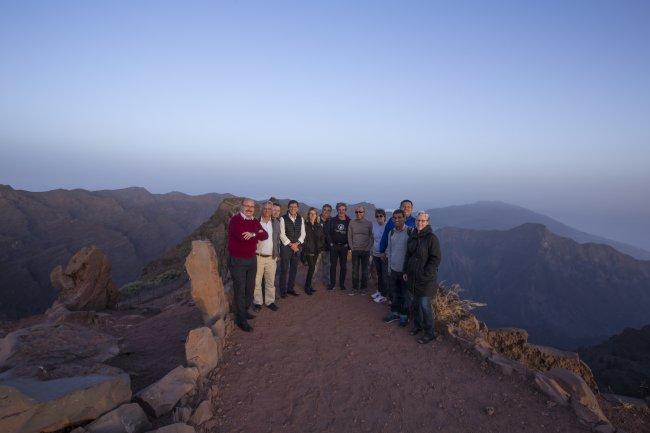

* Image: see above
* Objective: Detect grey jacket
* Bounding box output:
[271,218,281,258]
[348,218,374,251]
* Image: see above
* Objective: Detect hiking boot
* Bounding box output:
[267,303,279,311]
[252,304,262,312]
[237,322,253,332]
[383,314,398,324]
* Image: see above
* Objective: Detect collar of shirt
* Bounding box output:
[240,212,254,221]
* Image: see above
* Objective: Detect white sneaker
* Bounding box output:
[371,291,381,299]
[373,295,387,303]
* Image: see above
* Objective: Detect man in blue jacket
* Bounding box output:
[379,199,416,254]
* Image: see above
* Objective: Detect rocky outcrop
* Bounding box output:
[185,241,229,325]
[50,246,119,311]
[545,368,610,426]
[0,362,131,433]
[189,400,212,426]
[185,327,222,376]
[85,403,151,433]
[0,323,120,369]
[136,366,199,417]
[485,327,598,391]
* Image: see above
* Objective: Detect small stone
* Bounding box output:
[483,406,495,416]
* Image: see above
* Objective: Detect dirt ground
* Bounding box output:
[211,267,591,433]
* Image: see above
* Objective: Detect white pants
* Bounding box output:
[254,255,277,306]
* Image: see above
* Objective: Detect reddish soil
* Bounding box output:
[212,270,590,433]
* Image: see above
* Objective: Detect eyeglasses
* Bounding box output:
[355,211,364,214]
[416,219,428,223]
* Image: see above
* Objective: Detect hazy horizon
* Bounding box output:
[2,2,649,249]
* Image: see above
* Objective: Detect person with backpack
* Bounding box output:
[383,209,413,327]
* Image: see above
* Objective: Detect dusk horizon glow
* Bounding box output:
[1,1,649,249]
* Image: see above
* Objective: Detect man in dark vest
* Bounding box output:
[279,200,305,298]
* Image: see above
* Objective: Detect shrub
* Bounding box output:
[433,283,486,324]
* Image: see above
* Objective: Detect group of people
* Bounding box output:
[226,198,442,344]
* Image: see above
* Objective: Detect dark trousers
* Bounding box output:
[389,270,411,317]
[229,256,257,325]
[329,244,348,288]
[279,245,300,295]
[372,255,388,296]
[304,253,318,290]
[413,296,435,337]
[351,250,370,289]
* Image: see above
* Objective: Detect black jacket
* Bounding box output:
[303,220,325,255]
[329,216,351,246]
[405,225,442,298]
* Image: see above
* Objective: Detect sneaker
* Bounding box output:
[373,295,386,303]
[371,291,381,299]
[340,286,347,291]
[252,304,262,312]
[398,316,409,327]
[267,303,279,311]
[383,314,398,324]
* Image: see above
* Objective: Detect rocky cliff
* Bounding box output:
[0,185,230,319]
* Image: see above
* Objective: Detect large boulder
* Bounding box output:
[50,246,119,311]
[185,327,222,376]
[136,366,199,417]
[545,368,609,426]
[0,323,120,369]
[184,241,229,325]
[0,362,131,433]
[85,403,151,433]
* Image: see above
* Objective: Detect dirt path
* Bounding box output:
[213,269,588,433]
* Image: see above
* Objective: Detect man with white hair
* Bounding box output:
[404,210,442,344]
[227,198,269,332]
[348,205,374,294]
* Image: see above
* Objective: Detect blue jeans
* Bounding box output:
[413,296,435,337]
[279,245,300,295]
[389,270,411,319]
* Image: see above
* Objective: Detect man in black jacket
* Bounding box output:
[404,211,442,344]
[279,200,305,298]
[328,202,351,290]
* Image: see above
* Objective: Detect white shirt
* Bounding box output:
[256,217,274,255]
[240,211,254,221]
[279,214,306,246]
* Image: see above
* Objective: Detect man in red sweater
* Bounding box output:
[228,198,268,332]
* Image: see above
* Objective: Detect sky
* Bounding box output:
[1,1,649,249]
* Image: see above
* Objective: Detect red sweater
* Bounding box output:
[228,213,269,259]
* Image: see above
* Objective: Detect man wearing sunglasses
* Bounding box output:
[348,205,374,294]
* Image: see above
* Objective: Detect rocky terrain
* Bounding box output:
[1,237,647,433]
[0,185,230,319]
[579,325,650,399]
[437,223,650,350]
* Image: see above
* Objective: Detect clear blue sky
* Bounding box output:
[1,1,649,249]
